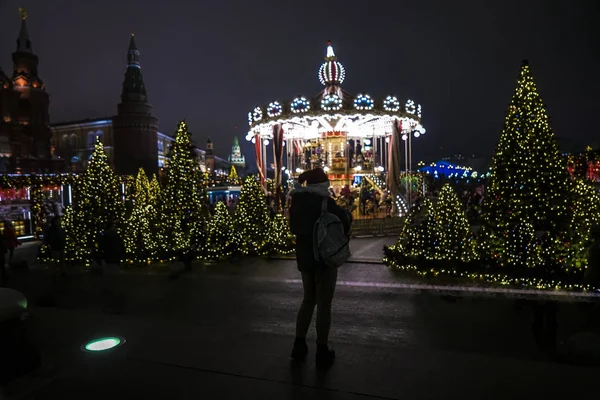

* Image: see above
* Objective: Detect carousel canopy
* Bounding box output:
[246,41,426,142]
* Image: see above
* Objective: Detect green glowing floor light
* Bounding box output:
[83,337,124,352]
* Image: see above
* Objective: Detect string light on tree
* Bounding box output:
[63,139,124,266]
[234,175,269,255]
[205,201,236,260]
[265,213,295,255]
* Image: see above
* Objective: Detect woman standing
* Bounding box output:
[289,168,351,366]
[3,221,20,263]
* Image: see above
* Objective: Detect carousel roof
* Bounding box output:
[246,41,425,140]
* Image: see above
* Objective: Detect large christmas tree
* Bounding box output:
[234,175,269,255]
[482,61,571,267]
[124,168,159,263]
[433,184,477,262]
[64,140,124,265]
[205,201,236,260]
[158,121,207,259]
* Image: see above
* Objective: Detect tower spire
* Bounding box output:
[16,7,32,53]
[120,34,147,103]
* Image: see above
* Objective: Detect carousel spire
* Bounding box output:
[326,40,336,59]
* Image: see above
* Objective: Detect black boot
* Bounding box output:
[291,338,308,361]
[316,344,335,367]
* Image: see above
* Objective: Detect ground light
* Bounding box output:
[82,337,125,352]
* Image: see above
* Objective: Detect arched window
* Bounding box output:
[69,133,78,148]
[61,134,69,146]
[88,130,103,146]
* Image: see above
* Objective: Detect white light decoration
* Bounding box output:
[251,137,256,144]
[264,139,270,145]
[413,131,421,138]
[402,134,408,141]
[267,101,283,117]
[405,100,416,115]
[353,94,374,111]
[248,112,253,126]
[318,42,346,86]
[252,107,263,122]
[324,166,330,172]
[291,97,310,114]
[296,168,303,173]
[321,94,342,111]
[377,166,385,172]
[417,104,422,118]
[383,96,400,112]
[363,138,371,145]
[355,165,362,171]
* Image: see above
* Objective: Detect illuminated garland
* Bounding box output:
[267,102,283,118]
[383,96,400,112]
[291,97,310,114]
[353,94,374,111]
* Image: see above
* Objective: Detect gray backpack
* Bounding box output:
[313,198,351,268]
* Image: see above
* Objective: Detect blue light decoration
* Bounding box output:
[291,97,310,114]
[247,112,253,125]
[321,94,342,111]
[252,107,263,122]
[267,101,283,118]
[353,93,374,111]
[383,96,400,112]
[418,161,475,179]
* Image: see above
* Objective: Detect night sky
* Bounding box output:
[0,0,598,165]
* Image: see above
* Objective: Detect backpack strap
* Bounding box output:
[321,197,328,215]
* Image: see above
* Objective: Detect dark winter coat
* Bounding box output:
[44,224,65,251]
[289,191,351,273]
[99,229,125,264]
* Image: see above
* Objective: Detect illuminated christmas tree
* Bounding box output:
[64,140,124,265]
[158,121,207,259]
[205,201,236,260]
[482,61,571,267]
[432,184,477,262]
[265,213,295,255]
[392,198,435,259]
[234,175,269,255]
[228,165,240,185]
[566,179,600,267]
[124,168,159,262]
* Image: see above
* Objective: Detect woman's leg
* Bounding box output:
[316,266,338,345]
[295,272,317,339]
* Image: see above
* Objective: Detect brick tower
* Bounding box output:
[113,35,158,176]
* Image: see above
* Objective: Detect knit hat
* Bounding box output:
[298,168,329,185]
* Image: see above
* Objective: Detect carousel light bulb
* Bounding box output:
[296,168,303,173]
[263,140,269,145]
[378,166,385,172]
[251,137,256,144]
[324,166,330,172]
[414,132,421,138]
[355,166,362,171]
[402,134,408,141]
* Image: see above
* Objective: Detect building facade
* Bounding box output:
[0,11,63,173]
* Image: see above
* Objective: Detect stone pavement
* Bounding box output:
[2,251,600,399]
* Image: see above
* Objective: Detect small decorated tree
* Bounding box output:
[63,140,124,265]
[391,198,436,259]
[234,175,269,255]
[205,201,236,260]
[228,165,240,185]
[432,184,477,263]
[265,213,295,255]
[566,179,600,268]
[124,168,159,263]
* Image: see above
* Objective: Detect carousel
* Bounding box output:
[246,41,426,215]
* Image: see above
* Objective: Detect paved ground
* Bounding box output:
[2,242,600,399]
